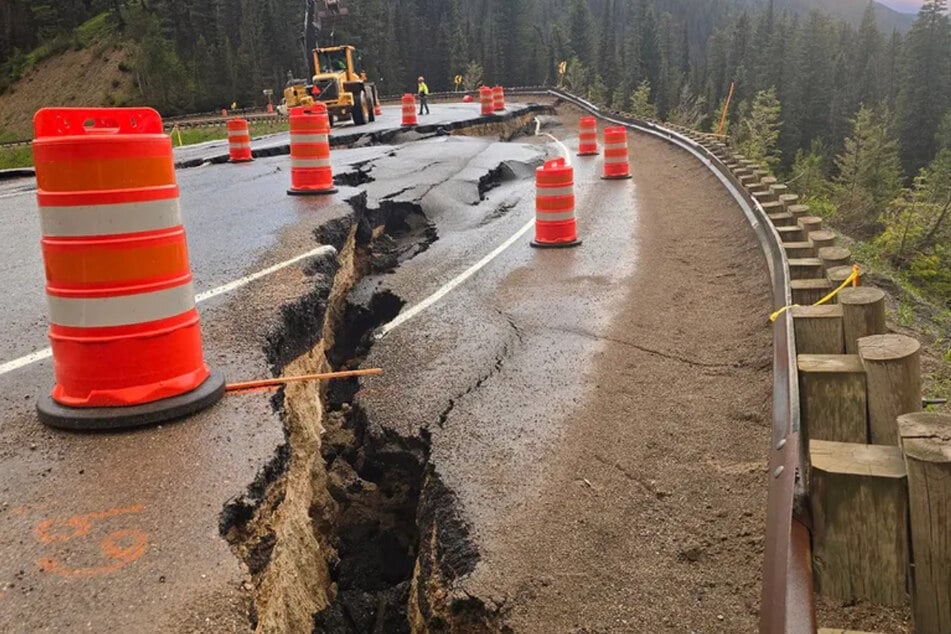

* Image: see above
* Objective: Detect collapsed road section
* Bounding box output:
[219,107,775,633]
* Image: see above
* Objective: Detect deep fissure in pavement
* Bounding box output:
[219,186,500,632]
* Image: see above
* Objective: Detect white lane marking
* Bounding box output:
[377,218,534,339]
[0,244,338,377]
[377,123,572,338]
[534,117,572,166]
[0,189,35,200]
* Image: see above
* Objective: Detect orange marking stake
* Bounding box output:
[531,158,582,249]
[31,107,225,430]
[226,368,383,393]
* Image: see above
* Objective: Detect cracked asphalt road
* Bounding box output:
[359,116,774,632]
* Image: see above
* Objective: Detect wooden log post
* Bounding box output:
[779,193,800,211]
[827,265,854,291]
[839,288,887,355]
[776,226,805,243]
[858,334,922,445]
[819,246,852,273]
[799,216,823,235]
[788,204,811,219]
[754,189,778,204]
[789,258,825,280]
[798,355,867,442]
[785,241,817,259]
[755,169,772,181]
[793,305,845,354]
[898,412,951,633]
[761,200,784,217]
[810,230,837,250]
[792,279,833,305]
[810,440,909,606]
[770,183,790,199]
[769,212,796,227]
[739,173,758,187]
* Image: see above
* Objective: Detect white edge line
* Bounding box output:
[376,123,568,338]
[377,218,535,339]
[0,244,338,377]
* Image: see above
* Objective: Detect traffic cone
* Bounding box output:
[227,117,253,163]
[287,104,337,196]
[602,126,632,180]
[578,116,598,156]
[531,158,582,249]
[493,86,505,112]
[401,94,418,127]
[31,107,225,430]
[479,86,494,116]
[374,100,382,117]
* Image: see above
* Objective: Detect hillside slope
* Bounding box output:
[0,45,137,141]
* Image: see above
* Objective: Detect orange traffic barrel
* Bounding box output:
[480,86,494,116]
[287,104,337,196]
[602,126,632,180]
[578,116,598,156]
[401,94,418,127]
[374,98,382,117]
[493,86,505,112]
[227,117,253,163]
[531,158,581,249]
[31,107,224,430]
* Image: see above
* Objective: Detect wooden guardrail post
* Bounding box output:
[798,356,867,442]
[858,334,921,445]
[839,288,887,355]
[810,440,909,606]
[793,306,844,354]
[810,230,836,249]
[898,412,951,633]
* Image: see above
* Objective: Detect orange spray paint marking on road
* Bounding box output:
[34,504,148,578]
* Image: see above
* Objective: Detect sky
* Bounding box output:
[877,0,925,13]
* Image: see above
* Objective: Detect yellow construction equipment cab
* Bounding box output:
[278,2,378,125]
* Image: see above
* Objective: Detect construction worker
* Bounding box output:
[417,76,430,115]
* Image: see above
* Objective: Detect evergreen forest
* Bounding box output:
[1,0,950,300]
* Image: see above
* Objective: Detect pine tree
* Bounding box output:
[897,0,951,175]
[834,106,903,237]
[628,80,657,119]
[734,87,782,170]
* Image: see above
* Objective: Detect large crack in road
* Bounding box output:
[217,126,539,632]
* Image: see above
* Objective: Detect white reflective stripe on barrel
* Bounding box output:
[228,130,248,137]
[290,133,329,145]
[605,156,628,164]
[604,142,628,151]
[536,210,576,222]
[47,281,196,328]
[229,142,252,150]
[536,186,574,198]
[40,198,183,238]
[291,158,332,169]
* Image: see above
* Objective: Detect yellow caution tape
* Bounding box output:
[769,264,861,323]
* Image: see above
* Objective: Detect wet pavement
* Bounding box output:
[0,107,560,631]
[0,103,773,632]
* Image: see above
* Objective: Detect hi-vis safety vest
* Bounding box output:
[418,82,429,96]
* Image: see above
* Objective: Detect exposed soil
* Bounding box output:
[0,45,136,139]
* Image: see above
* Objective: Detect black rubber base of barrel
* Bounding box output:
[37,370,226,431]
[601,174,633,180]
[577,152,599,157]
[530,239,583,249]
[287,187,338,196]
[229,158,253,163]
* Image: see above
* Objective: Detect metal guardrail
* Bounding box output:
[526,88,815,634]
